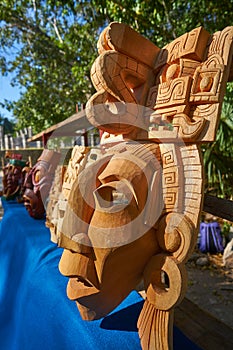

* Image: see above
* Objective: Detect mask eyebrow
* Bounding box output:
[98,152,148,184]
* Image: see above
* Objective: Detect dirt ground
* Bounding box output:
[185,251,233,329]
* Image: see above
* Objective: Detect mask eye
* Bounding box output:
[93,180,137,212]
[112,189,129,206]
[34,170,42,183]
[33,165,46,183]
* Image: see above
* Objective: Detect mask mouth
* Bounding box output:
[66,277,100,301]
[76,276,94,288]
[5,186,20,198]
[23,189,45,219]
[23,199,35,218]
[23,189,38,210]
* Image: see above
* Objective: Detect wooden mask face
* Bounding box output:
[2,159,27,200]
[58,142,162,320]
[23,149,61,219]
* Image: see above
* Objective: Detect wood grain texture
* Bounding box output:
[46,165,67,243]
[55,23,233,350]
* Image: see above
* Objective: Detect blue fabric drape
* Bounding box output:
[0,199,201,350]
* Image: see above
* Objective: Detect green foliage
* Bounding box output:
[0,1,106,132]
[1,0,232,133]
[0,1,233,197]
[202,82,233,198]
[0,114,15,134]
[93,0,233,45]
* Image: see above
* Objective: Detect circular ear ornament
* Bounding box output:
[143,254,187,310]
[157,213,195,263]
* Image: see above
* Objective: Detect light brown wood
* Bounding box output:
[54,22,233,350]
[86,23,233,143]
[46,165,67,242]
[46,145,92,243]
[46,146,106,244]
[62,146,90,198]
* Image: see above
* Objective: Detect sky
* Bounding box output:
[0,73,21,121]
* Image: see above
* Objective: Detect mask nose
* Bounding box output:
[59,249,100,290]
[23,188,38,209]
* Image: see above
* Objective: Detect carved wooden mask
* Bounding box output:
[58,142,162,318]
[46,164,67,243]
[57,23,233,349]
[2,158,27,201]
[23,149,61,219]
[86,23,233,143]
[46,146,103,243]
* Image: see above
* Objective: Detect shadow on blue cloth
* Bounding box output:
[101,301,202,350]
[101,301,143,332]
[0,200,202,350]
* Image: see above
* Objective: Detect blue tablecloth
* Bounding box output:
[0,199,201,350]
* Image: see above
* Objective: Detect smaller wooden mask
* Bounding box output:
[23,149,61,219]
[46,165,67,242]
[2,157,27,201]
[46,146,103,244]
